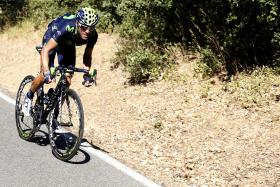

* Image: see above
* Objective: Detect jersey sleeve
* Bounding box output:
[51,24,66,43]
[86,30,98,48]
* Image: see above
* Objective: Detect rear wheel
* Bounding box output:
[15,75,38,140]
[48,89,84,161]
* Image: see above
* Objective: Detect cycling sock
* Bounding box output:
[27,90,34,99]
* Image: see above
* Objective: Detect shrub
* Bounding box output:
[113,41,175,84]
[0,0,25,30]
[4,0,280,81]
[195,48,223,78]
[25,0,79,28]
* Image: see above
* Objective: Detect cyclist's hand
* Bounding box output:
[89,69,97,78]
[44,71,52,84]
[82,74,94,87]
[82,69,97,87]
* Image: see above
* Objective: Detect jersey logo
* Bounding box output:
[63,14,76,19]
[66,25,75,33]
[52,25,58,31]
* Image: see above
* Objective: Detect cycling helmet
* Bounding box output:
[76,7,99,27]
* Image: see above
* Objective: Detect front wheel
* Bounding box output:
[15,75,37,140]
[48,89,84,161]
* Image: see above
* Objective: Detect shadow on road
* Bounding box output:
[29,130,49,146]
[66,149,91,164]
[27,130,111,165]
[81,138,110,154]
[27,130,92,164]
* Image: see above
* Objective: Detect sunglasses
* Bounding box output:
[78,23,95,32]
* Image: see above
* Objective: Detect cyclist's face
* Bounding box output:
[78,23,94,40]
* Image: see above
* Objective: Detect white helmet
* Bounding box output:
[77,7,99,27]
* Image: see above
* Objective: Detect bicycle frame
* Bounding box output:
[33,66,89,128]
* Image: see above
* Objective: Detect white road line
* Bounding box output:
[0,91,161,187]
[0,92,16,105]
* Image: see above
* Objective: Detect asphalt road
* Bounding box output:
[0,96,150,187]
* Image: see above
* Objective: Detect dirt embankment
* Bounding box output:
[1,30,280,187]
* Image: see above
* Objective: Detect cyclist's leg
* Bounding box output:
[23,52,55,116]
[23,30,56,115]
[29,51,55,93]
[29,28,56,96]
[57,45,76,87]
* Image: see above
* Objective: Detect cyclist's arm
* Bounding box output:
[41,38,58,74]
[83,30,97,71]
[83,46,93,70]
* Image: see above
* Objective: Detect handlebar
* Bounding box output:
[36,46,97,86]
[55,66,89,74]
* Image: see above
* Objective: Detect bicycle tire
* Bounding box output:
[48,89,84,161]
[15,75,36,140]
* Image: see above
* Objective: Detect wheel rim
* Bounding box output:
[49,92,83,160]
[15,76,36,140]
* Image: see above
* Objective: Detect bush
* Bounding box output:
[224,0,280,71]
[195,48,224,78]
[91,1,122,32]
[4,1,280,82]
[25,0,81,28]
[24,0,118,32]
[185,0,280,75]
[116,0,174,44]
[0,0,25,30]
[113,41,175,84]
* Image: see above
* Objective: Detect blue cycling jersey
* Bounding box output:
[43,13,98,48]
[42,13,98,67]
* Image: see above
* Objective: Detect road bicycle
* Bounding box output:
[15,46,95,161]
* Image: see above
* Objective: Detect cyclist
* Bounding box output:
[23,7,99,116]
